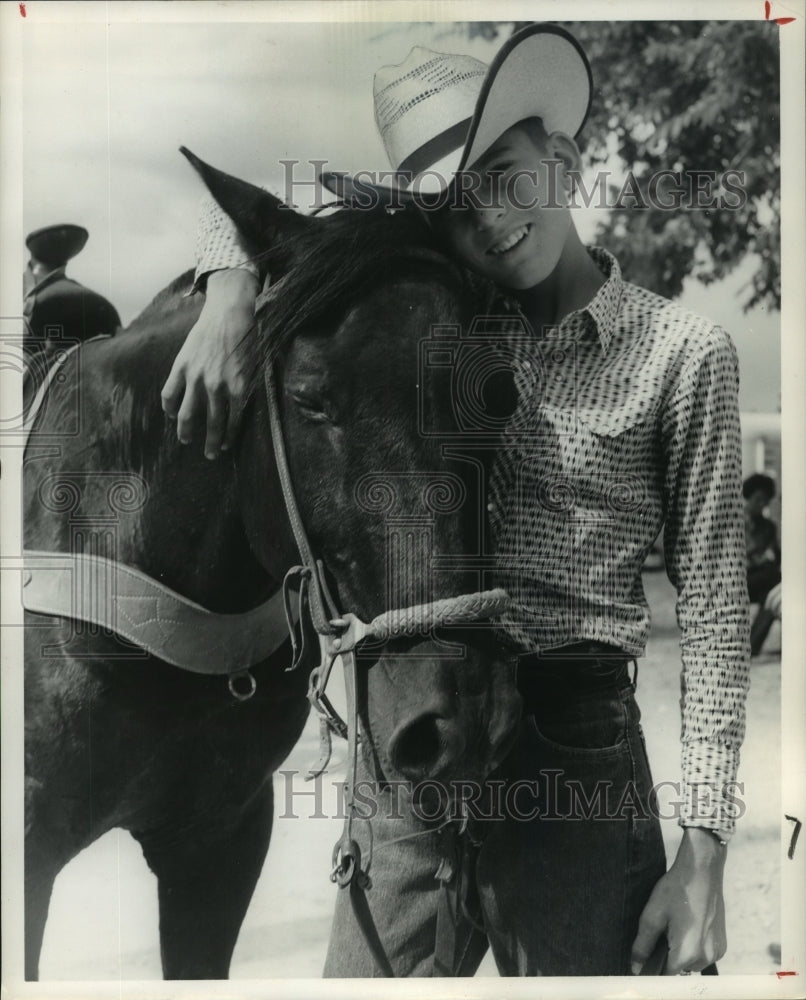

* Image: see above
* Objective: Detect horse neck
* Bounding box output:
[25,320,276,615]
[129,351,282,613]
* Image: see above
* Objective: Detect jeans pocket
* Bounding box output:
[528,689,630,757]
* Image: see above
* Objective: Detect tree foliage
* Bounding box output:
[459,21,781,311]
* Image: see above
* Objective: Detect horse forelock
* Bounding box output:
[250,207,495,380]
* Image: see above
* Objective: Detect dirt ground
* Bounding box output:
[36,570,782,980]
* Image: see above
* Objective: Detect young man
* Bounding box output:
[162,24,749,977]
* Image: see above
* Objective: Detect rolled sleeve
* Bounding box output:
[661,326,751,836]
[190,194,260,294]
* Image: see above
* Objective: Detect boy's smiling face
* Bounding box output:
[427,122,579,291]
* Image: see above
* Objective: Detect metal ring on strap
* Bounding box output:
[228,669,257,701]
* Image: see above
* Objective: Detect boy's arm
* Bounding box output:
[190,194,261,292]
[162,196,262,458]
[631,326,750,975]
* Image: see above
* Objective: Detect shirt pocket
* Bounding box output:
[569,361,663,439]
[576,396,660,439]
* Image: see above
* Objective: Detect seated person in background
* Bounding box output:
[743,473,781,656]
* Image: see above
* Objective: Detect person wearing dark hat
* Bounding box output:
[23,223,120,364]
[162,24,749,979]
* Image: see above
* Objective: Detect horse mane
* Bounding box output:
[253,206,500,368]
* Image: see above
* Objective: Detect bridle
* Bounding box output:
[264,359,508,976]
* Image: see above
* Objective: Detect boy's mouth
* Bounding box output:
[487,224,532,256]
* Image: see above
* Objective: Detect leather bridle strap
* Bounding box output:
[263,358,509,978]
[264,360,394,973]
[329,646,395,977]
[264,362,338,639]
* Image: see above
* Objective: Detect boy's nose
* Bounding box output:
[474,203,505,231]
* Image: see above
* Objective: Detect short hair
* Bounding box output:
[743,473,776,500]
[519,116,549,150]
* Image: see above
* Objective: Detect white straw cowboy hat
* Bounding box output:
[321,23,592,206]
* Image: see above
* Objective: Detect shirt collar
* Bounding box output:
[495,247,624,354]
[577,247,623,355]
[25,265,67,300]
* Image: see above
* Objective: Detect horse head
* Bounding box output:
[183,150,522,806]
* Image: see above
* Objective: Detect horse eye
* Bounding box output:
[288,390,331,423]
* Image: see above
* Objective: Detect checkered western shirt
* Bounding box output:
[194,197,750,837]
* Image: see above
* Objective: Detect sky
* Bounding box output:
[15,6,783,412]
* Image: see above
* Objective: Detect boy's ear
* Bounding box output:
[546,132,582,187]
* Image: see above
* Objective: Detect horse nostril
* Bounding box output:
[390,715,444,777]
[389,713,463,780]
[391,715,441,776]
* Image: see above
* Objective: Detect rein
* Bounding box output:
[264,361,508,977]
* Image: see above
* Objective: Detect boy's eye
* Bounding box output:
[486,162,513,177]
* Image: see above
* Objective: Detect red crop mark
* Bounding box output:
[777,971,797,978]
[19,2,26,16]
[765,1,796,22]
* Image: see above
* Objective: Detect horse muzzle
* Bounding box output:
[378,643,523,788]
[388,709,468,783]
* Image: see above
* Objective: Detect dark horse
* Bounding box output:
[23,156,521,979]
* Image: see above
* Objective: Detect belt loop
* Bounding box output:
[629,658,639,690]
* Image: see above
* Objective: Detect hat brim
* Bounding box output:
[321,23,592,206]
[460,23,592,173]
[26,224,89,265]
[319,170,420,209]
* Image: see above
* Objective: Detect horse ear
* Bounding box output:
[179,146,311,254]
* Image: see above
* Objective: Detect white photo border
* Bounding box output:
[2,2,804,998]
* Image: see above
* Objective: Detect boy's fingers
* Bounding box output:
[634,933,668,975]
[161,365,185,418]
[666,936,721,976]
[176,379,203,444]
[204,387,227,459]
[630,918,665,975]
[665,943,701,976]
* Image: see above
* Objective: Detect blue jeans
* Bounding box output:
[324,655,667,976]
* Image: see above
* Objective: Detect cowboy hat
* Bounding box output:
[26,224,89,267]
[320,23,592,208]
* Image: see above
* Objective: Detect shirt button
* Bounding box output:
[551,349,567,364]
[487,502,495,512]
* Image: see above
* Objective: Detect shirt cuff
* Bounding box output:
[188,192,262,295]
[189,259,260,297]
[679,739,742,838]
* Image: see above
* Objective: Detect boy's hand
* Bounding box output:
[630,828,727,975]
[161,268,259,459]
